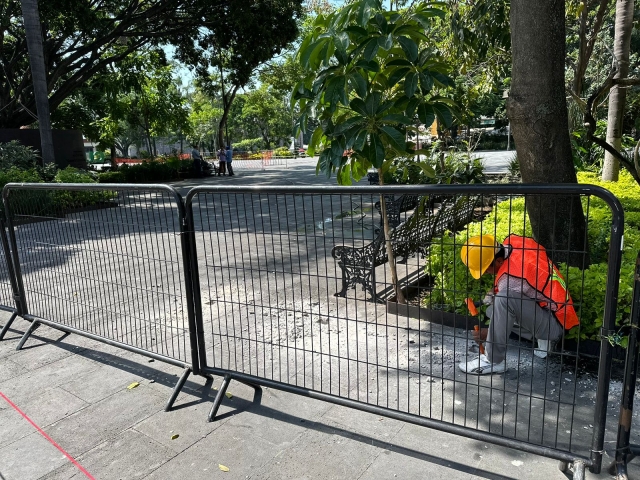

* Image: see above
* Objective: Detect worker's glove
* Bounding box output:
[482,292,495,305]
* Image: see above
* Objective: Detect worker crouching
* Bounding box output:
[459,234,579,375]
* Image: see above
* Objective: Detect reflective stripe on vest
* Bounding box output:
[494,235,580,330]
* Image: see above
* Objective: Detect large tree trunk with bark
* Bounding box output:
[602,0,635,181]
[217,85,239,149]
[21,0,55,165]
[508,0,589,268]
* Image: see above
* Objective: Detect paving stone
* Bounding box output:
[0,432,69,480]
[0,357,27,383]
[42,386,165,457]
[145,425,282,480]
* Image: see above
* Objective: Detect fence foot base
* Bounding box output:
[208,374,232,423]
[0,312,18,341]
[608,455,634,479]
[572,461,585,480]
[165,367,191,412]
[16,320,38,350]
[558,461,569,473]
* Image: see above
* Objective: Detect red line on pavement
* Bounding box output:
[0,391,95,480]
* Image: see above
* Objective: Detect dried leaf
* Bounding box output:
[171,434,179,440]
[225,392,233,399]
[218,464,230,472]
[127,382,140,390]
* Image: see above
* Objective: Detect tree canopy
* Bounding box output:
[0,0,303,128]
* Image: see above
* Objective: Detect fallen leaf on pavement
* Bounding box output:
[127,382,140,390]
[219,464,230,472]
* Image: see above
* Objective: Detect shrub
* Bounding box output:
[97,171,126,183]
[273,146,292,157]
[234,138,265,151]
[0,141,40,170]
[423,170,640,343]
[388,148,485,185]
[50,167,112,210]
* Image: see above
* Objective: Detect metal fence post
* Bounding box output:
[608,252,640,479]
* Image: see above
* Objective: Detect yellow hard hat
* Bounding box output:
[460,235,500,280]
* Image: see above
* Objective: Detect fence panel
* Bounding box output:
[0,219,23,340]
[186,184,623,475]
[2,183,202,409]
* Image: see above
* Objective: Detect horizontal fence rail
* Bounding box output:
[186,184,623,475]
[2,183,203,410]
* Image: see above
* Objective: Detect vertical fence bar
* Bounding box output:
[590,189,624,473]
[609,252,640,479]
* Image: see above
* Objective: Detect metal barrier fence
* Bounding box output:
[0,219,23,340]
[609,252,640,480]
[185,184,623,477]
[2,183,204,410]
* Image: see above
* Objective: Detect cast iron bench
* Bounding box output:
[331,195,479,302]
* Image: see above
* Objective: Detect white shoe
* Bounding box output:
[534,339,551,359]
[459,354,507,375]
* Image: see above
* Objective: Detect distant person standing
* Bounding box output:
[191,147,203,178]
[226,145,234,176]
[217,147,226,176]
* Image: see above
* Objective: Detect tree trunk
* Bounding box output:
[378,171,405,304]
[217,85,239,149]
[602,0,634,181]
[21,0,55,165]
[508,0,589,268]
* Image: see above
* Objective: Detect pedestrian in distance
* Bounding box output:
[226,144,234,176]
[191,146,203,178]
[217,147,226,176]
[458,234,579,375]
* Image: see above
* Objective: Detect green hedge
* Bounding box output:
[424,171,639,342]
[97,160,194,183]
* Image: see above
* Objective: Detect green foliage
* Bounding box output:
[423,170,640,344]
[273,147,293,157]
[388,145,484,185]
[294,0,456,184]
[234,138,266,151]
[0,141,40,170]
[98,160,190,183]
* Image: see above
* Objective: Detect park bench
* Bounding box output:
[331,194,479,302]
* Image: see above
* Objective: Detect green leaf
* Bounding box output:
[388,67,411,87]
[344,25,368,36]
[353,130,368,151]
[300,39,323,69]
[432,102,453,128]
[350,98,368,116]
[324,76,346,106]
[317,149,332,177]
[417,104,435,126]
[334,115,364,134]
[351,159,368,181]
[377,34,393,51]
[363,133,385,168]
[364,39,379,62]
[381,114,413,125]
[397,36,418,63]
[406,97,420,118]
[337,163,352,185]
[380,125,406,150]
[418,72,434,93]
[364,92,382,115]
[348,71,367,98]
[386,58,413,67]
[404,72,418,97]
[417,161,435,178]
[307,127,324,157]
[432,71,455,88]
[354,60,380,72]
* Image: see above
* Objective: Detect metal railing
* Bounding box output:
[2,183,205,410]
[0,219,24,340]
[0,181,628,477]
[185,184,624,476]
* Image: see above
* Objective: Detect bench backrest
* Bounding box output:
[372,195,479,265]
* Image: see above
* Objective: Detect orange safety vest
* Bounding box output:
[494,235,580,330]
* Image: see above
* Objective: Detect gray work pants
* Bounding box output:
[485,291,564,364]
